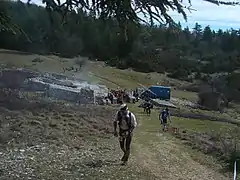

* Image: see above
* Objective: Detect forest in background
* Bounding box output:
[1,0,240,105]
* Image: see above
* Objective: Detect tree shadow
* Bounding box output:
[0,49,33,56]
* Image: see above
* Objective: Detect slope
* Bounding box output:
[0,49,235,179]
[131,106,231,180]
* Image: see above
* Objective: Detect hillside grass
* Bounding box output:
[0,49,73,73]
[1,48,239,124]
[1,48,240,122]
[128,103,231,179]
[129,104,237,135]
[88,61,198,101]
[0,49,197,101]
[0,49,237,179]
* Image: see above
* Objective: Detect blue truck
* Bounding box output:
[140,85,171,100]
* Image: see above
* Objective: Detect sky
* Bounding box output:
[169,0,240,30]
[28,0,240,30]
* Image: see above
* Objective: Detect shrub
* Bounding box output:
[218,129,240,173]
[167,68,189,80]
[32,57,43,63]
[75,57,86,70]
[224,149,240,173]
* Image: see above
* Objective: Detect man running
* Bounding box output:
[159,107,170,132]
[113,104,137,165]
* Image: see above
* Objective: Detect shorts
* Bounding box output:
[119,130,132,141]
[162,119,167,124]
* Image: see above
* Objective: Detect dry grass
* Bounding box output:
[169,107,240,125]
[0,91,232,179]
[0,49,237,179]
[130,104,231,180]
[0,92,153,179]
[88,61,198,101]
[0,98,115,148]
[0,49,198,101]
[0,49,87,76]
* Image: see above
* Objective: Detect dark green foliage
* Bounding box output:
[224,150,240,173]
[1,0,238,51]
[168,69,190,80]
[1,1,240,75]
[26,0,240,30]
[2,1,240,103]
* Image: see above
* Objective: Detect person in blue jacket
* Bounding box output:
[159,107,170,132]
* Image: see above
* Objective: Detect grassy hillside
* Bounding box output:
[0,49,238,179]
[0,49,197,101]
[0,91,234,180]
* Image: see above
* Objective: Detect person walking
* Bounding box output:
[145,100,153,115]
[113,104,137,165]
[159,107,171,132]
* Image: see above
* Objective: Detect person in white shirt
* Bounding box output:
[113,104,137,165]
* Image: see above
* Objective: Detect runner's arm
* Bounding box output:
[114,121,117,132]
[130,113,137,132]
[168,112,171,121]
[113,112,119,133]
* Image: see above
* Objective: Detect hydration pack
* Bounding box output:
[117,111,132,130]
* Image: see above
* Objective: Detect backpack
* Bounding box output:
[117,111,132,130]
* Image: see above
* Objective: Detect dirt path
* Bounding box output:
[131,113,231,180]
[0,102,231,180]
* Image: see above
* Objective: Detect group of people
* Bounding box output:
[107,89,131,104]
[113,103,171,166]
[142,100,154,115]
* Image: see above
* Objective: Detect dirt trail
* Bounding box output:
[131,114,231,180]
[0,97,231,179]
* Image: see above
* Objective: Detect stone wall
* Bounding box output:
[47,85,94,104]
[0,68,103,105]
[22,78,50,92]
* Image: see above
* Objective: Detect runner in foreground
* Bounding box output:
[113,104,137,165]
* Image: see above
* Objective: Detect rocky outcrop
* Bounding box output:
[0,68,107,105]
[47,85,94,104]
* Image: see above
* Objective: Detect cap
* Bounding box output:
[120,103,128,111]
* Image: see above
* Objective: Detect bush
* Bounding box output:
[105,57,119,67]
[75,57,86,70]
[224,149,240,173]
[32,57,43,63]
[194,71,202,79]
[218,130,240,173]
[198,90,222,111]
[167,68,189,80]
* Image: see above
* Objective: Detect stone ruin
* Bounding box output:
[0,68,108,105]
